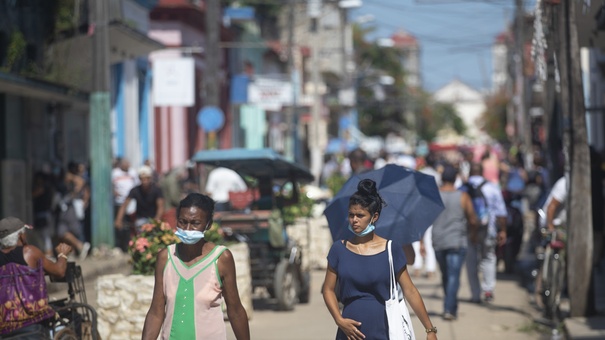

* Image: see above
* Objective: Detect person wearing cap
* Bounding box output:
[115,165,165,239]
[0,216,73,338]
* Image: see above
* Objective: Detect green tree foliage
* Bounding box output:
[1,31,26,72]
[353,24,408,136]
[415,93,466,141]
[54,0,77,34]
[352,24,468,142]
[479,90,509,143]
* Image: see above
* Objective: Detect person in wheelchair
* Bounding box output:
[0,216,73,339]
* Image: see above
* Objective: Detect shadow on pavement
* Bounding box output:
[251,297,281,311]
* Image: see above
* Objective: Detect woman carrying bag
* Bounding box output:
[322,179,438,339]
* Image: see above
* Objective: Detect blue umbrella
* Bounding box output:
[324,164,444,244]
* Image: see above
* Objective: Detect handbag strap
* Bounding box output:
[387,240,398,300]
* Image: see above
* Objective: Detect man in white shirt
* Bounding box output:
[542,176,568,231]
[111,158,138,251]
[205,167,248,211]
[413,154,441,278]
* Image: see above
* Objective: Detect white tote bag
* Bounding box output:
[386,240,415,340]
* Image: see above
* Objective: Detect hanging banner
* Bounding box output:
[153,58,195,107]
[247,77,292,111]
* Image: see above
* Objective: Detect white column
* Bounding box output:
[124,60,141,166]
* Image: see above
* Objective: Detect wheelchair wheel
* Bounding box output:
[53,328,78,340]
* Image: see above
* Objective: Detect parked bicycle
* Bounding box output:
[536,224,567,321]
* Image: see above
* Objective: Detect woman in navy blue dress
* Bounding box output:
[323,179,438,340]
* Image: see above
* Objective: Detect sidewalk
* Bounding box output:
[226,266,546,340]
[565,316,605,339]
[59,247,549,339]
[47,247,131,307]
[409,265,548,340]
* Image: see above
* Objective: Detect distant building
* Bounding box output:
[433,79,487,141]
[391,30,421,89]
[492,31,511,92]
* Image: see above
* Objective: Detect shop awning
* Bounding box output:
[48,21,165,90]
[0,72,88,109]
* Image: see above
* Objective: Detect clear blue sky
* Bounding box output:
[351,0,519,93]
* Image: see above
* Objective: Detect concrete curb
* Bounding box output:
[564,316,605,340]
[47,250,131,295]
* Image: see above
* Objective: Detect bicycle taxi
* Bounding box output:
[191,148,314,311]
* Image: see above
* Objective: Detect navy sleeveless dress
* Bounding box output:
[327,240,407,340]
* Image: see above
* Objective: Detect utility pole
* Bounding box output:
[90,0,113,247]
[542,14,559,181]
[285,0,299,161]
[558,0,592,317]
[309,2,323,185]
[203,0,221,148]
[514,0,530,167]
[204,0,220,107]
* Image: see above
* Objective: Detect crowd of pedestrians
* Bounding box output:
[29,161,91,261]
[111,158,202,253]
[26,157,203,259]
[321,143,561,322]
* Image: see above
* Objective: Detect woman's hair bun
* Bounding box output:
[357,179,378,196]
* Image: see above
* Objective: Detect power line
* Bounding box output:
[362,0,513,15]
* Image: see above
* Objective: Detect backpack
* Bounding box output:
[463,180,489,228]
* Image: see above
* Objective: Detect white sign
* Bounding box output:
[247,77,293,111]
[153,58,195,107]
[308,0,322,18]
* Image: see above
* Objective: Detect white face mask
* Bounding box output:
[174,221,210,244]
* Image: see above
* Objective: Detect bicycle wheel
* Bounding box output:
[540,246,552,312]
[543,252,561,319]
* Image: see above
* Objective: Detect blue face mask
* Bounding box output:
[175,228,205,244]
[348,220,376,237]
[175,222,210,244]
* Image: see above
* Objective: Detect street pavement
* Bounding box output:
[42,209,604,339]
[226,266,548,340]
[44,245,556,339]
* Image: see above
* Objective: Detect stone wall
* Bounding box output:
[286,216,333,270]
[96,242,252,339]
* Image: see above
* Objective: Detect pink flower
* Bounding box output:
[129,240,134,247]
[135,238,150,252]
[141,223,155,232]
[145,253,153,260]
